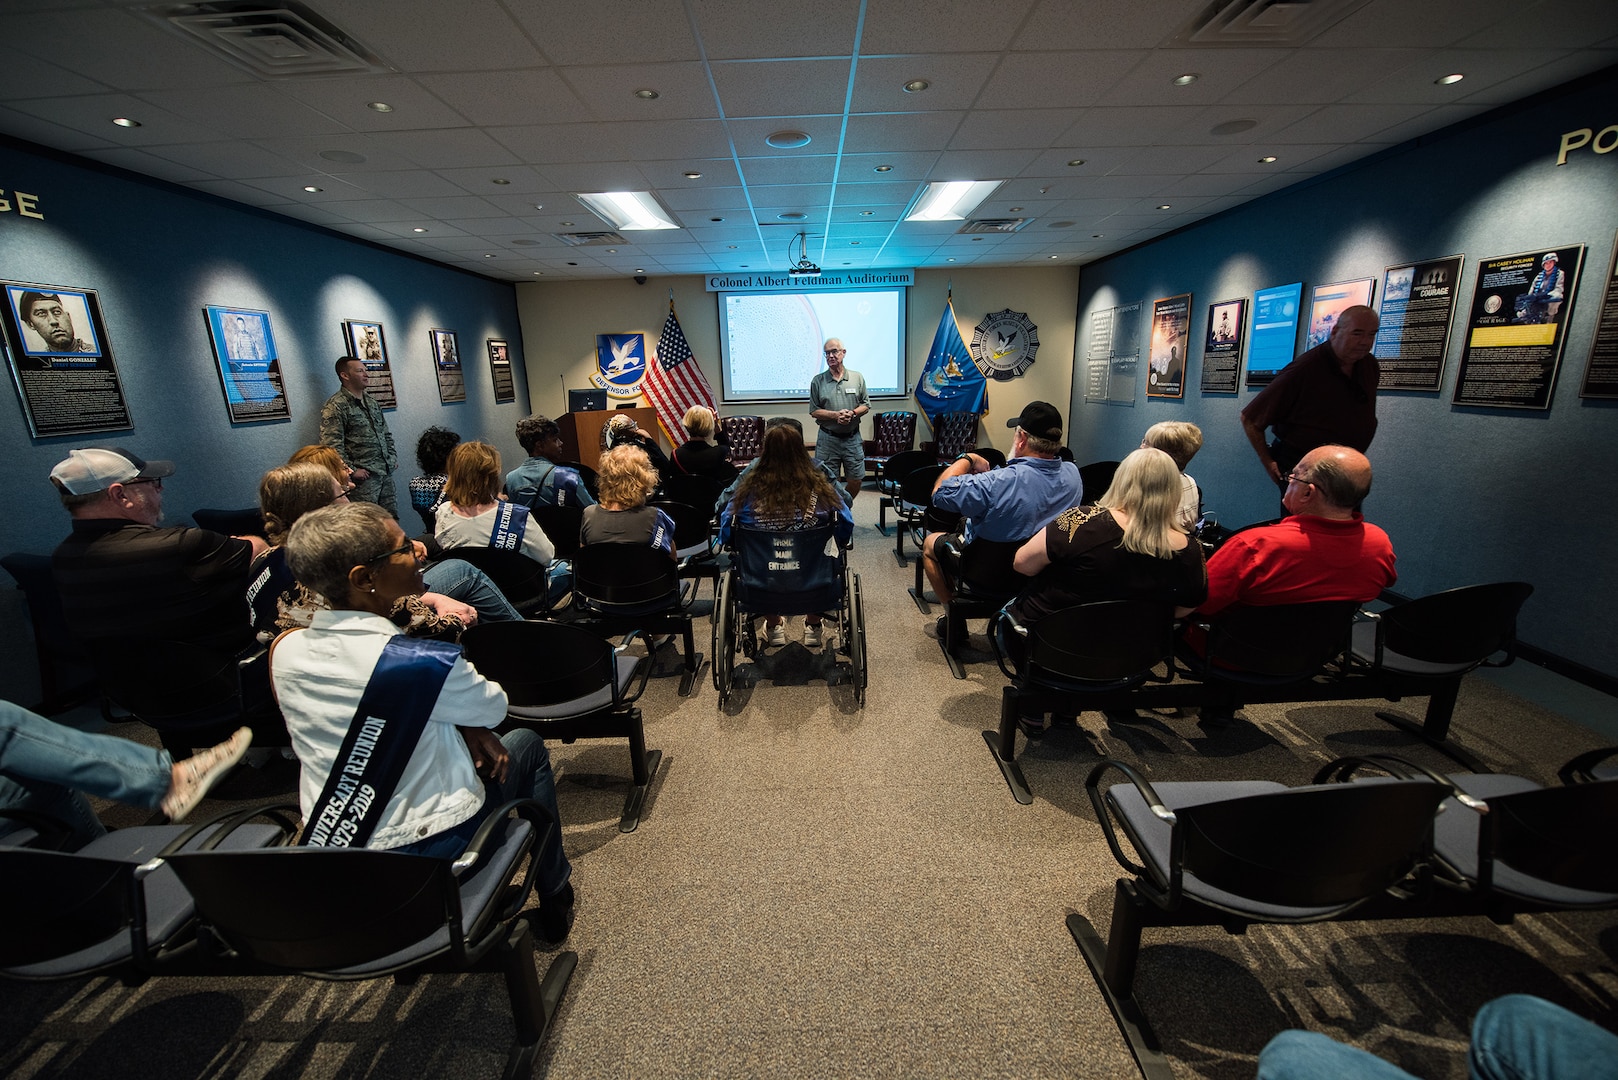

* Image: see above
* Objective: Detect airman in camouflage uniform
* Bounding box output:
[320,355,398,517]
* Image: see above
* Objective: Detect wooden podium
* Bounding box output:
[556,406,666,469]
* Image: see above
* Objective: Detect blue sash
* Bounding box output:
[301,636,459,848]
[489,500,529,551]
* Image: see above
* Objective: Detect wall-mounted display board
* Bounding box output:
[1454,245,1585,410]
[204,305,289,423]
[342,320,398,409]
[1084,301,1141,405]
[1245,282,1304,386]
[1375,256,1464,391]
[1200,298,1245,393]
[1579,233,1618,400]
[1304,278,1376,351]
[431,328,464,404]
[1147,293,1190,399]
[487,339,515,403]
[1,280,132,438]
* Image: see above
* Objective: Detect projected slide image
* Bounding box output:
[720,287,906,401]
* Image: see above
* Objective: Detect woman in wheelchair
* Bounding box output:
[998,447,1207,671]
[718,425,853,649]
[580,445,676,556]
[272,502,576,938]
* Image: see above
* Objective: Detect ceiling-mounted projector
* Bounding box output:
[786,231,821,276]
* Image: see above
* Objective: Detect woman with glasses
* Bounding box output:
[272,502,575,942]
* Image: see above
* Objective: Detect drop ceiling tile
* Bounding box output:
[976,51,1148,109]
[849,55,1000,113]
[0,7,252,90]
[949,109,1087,150]
[1455,50,1618,106]
[1220,48,1425,106]
[928,148,1040,177]
[361,128,521,169]
[1011,0,1199,50]
[1343,49,1567,105]
[10,92,220,143]
[842,111,964,153]
[504,0,701,64]
[861,0,1038,52]
[659,185,752,212]
[416,70,593,127]
[300,198,418,223]
[316,0,550,71]
[737,155,836,186]
[821,180,921,204]
[0,45,111,99]
[1095,49,1292,107]
[1310,0,1520,48]
[137,84,346,140]
[532,162,653,191]
[726,115,847,155]
[140,140,305,179]
[0,105,116,152]
[1056,106,1211,147]
[1019,146,1141,175]
[1109,144,1236,175]
[559,62,718,121]
[276,75,473,131]
[1456,0,1618,47]
[836,151,940,179]
[642,158,742,186]
[434,165,553,196]
[711,59,852,117]
[249,133,420,172]
[493,119,732,163]
[691,0,861,59]
[325,170,469,199]
[398,195,509,219]
[1268,104,1429,144]
[75,146,214,182]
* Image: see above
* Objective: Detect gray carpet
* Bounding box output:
[4,497,1615,1079]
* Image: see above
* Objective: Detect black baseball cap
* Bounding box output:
[1005,401,1062,441]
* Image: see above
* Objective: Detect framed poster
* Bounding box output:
[1245,282,1304,386]
[1375,256,1464,391]
[1200,298,1246,393]
[1454,245,1585,409]
[342,320,397,409]
[1579,233,1618,399]
[204,305,289,423]
[1147,293,1190,399]
[487,338,515,403]
[1,281,132,437]
[1304,277,1376,351]
[431,327,465,404]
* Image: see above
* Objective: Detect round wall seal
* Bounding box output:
[970,308,1039,380]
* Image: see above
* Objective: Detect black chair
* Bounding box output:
[1077,460,1119,505]
[985,600,1176,804]
[1560,746,1618,784]
[0,812,295,981]
[935,538,1030,679]
[863,409,917,482]
[892,463,948,569]
[436,547,554,616]
[1350,581,1534,746]
[162,800,576,1080]
[1071,760,1449,1078]
[191,507,265,538]
[974,447,1007,469]
[96,639,285,758]
[463,621,659,832]
[1176,600,1359,724]
[718,415,765,464]
[873,448,932,537]
[929,410,978,463]
[530,503,585,562]
[659,472,723,520]
[653,499,728,608]
[568,543,705,697]
[1,552,98,713]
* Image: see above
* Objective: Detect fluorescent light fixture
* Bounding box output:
[904,180,1004,222]
[574,191,680,231]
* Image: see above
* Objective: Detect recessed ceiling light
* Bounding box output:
[111,117,141,128]
[874,164,893,173]
[1157,204,1172,210]
[635,269,644,274]
[1172,73,1199,86]
[1049,255,1060,259]
[634,88,660,99]
[1093,233,1104,238]
[575,191,680,230]
[1258,155,1278,163]
[850,241,861,246]
[560,221,574,227]
[533,271,543,275]
[727,245,737,249]
[567,262,577,266]
[367,101,393,113]
[1009,206,1024,213]
[766,130,812,149]
[533,203,544,210]
[491,178,510,185]
[859,210,874,216]
[303,185,322,193]
[903,79,930,93]
[1435,73,1465,85]
[971,237,983,242]
[778,212,807,221]
[606,248,617,254]
[905,179,1004,222]
[1067,159,1085,167]
[711,217,724,222]
[484,253,496,258]
[946,257,956,262]
[413,227,428,233]
[683,171,702,179]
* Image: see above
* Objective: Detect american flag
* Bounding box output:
[642,302,716,441]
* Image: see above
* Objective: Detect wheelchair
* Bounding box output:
[711,519,867,708]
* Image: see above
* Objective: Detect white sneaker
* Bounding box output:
[765,624,787,647]
[161,727,253,822]
[803,623,824,648]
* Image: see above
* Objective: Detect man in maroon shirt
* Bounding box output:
[1240,305,1380,490]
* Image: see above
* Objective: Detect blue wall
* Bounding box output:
[0,138,531,564]
[1069,68,1618,677]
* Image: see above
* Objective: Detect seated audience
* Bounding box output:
[1140,420,1203,529]
[604,413,671,480]
[672,405,738,485]
[1,700,250,846]
[717,416,845,508]
[249,462,516,641]
[580,445,676,557]
[505,414,595,509]
[719,425,853,649]
[273,502,575,941]
[436,441,557,567]
[409,425,460,532]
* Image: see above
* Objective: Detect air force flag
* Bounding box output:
[915,295,987,428]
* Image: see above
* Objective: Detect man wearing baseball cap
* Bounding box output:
[50,447,269,662]
[921,400,1082,619]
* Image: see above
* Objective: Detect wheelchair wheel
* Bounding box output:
[845,568,866,707]
[712,568,736,703]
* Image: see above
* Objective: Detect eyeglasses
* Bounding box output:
[363,538,416,566]
[325,483,356,506]
[124,477,163,490]
[823,349,845,356]
[1284,471,1314,486]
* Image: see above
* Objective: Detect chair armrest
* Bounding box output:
[1312,755,1481,811]
[1558,746,1618,785]
[610,645,655,705]
[156,801,302,859]
[989,608,1026,680]
[1084,759,1171,885]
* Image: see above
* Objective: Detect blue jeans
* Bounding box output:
[393,728,571,899]
[1257,995,1618,1080]
[423,559,521,623]
[0,700,173,846]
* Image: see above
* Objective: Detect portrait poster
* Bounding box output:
[1454,245,1585,409]
[1200,298,1246,393]
[1304,277,1376,351]
[487,338,515,403]
[1578,233,1618,399]
[1375,256,1464,391]
[1,280,132,438]
[204,306,289,423]
[1245,282,1304,386]
[431,328,465,404]
[342,320,397,409]
[1147,293,1190,398]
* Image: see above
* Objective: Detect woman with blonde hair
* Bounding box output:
[580,445,675,556]
[288,444,353,490]
[672,405,737,484]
